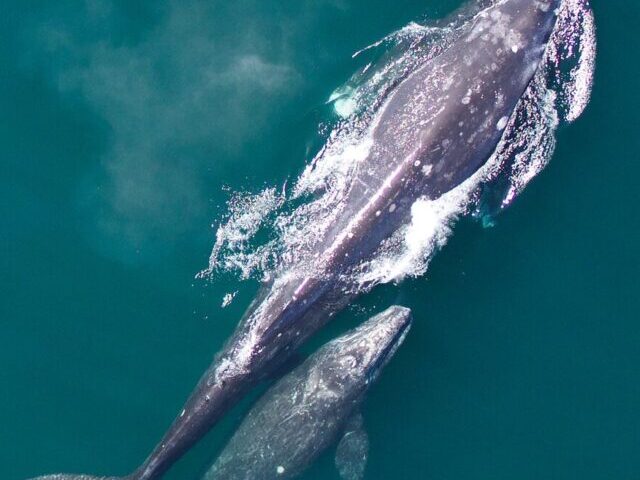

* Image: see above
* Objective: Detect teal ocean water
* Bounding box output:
[1,1,638,479]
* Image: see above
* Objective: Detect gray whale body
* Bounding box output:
[204,306,412,480]
[29,1,562,479]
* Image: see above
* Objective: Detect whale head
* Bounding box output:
[310,306,412,400]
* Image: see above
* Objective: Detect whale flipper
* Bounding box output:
[335,412,369,480]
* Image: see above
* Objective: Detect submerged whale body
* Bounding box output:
[30,1,571,479]
[204,306,412,480]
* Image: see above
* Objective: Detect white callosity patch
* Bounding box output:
[202,0,596,290]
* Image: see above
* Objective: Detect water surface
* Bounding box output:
[1,1,638,479]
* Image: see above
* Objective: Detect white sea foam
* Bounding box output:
[355,188,466,285]
[546,0,597,123]
[201,0,596,291]
[199,188,283,280]
[221,291,238,308]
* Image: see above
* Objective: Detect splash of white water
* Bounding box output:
[547,0,597,123]
[200,188,283,280]
[221,291,238,308]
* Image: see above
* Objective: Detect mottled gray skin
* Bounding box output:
[28,2,561,480]
[205,306,412,480]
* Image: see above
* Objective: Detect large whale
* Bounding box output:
[30,1,562,479]
[203,306,412,480]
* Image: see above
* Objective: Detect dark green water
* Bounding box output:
[1,1,638,479]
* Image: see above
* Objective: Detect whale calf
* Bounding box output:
[29,1,570,479]
[203,306,411,480]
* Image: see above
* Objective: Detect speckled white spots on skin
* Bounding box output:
[497,116,509,130]
[389,204,397,213]
[277,465,285,475]
[535,0,551,13]
[441,75,455,92]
